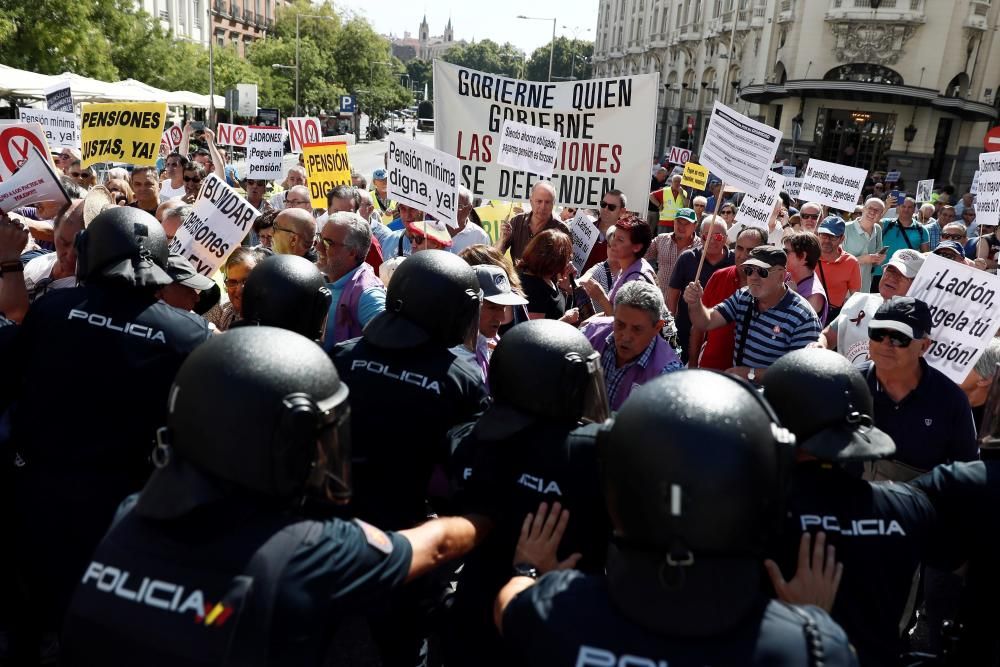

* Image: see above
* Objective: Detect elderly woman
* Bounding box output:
[582,214,657,315]
[203,247,267,331]
[515,229,579,324]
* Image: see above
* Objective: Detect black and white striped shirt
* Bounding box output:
[716,287,822,369]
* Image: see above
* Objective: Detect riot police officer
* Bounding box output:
[60,327,491,666]
[446,319,612,666]
[762,348,936,667]
[236,254,332,341]
[495,370,858,665]
[5,206,210,656]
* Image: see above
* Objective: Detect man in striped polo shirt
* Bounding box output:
[683,245,821,383]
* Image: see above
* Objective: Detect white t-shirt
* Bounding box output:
[159,180,185,202]
[833,291,884,369]
[449,223,492,254]
[23,252,76,301]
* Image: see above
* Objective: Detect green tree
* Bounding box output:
[524,37,594,82]
[405,59,433,100]
[441,40,524,78]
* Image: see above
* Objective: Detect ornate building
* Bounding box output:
[593,0,1000,187]
[137,0,289,57]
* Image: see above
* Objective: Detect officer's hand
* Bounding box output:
[514,502,581,575]
[682,280,703,306]
[764,531,843,612]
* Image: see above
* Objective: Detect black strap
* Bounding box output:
[603,261,613,289]
[815,259,831,300]
[734,293,756,367]
[888,220,917,250]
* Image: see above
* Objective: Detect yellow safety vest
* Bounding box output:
[658,189,687,223]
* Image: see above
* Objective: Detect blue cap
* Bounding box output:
[817,215,845,237]
[373,168,387,180]
[933,240,965,258]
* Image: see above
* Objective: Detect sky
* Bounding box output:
[338,0,599,56]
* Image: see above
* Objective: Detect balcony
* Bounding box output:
[627,39,644,53]
[965,0,990,30]
[649,31,669,47]
[750,4,767,28]
[778,0,795,23]
[826,0,925,24]
[609,44,625,57]
[679,22,701,41]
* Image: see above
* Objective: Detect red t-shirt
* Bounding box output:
[699,265,742,370]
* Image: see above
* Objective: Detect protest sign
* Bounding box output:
[798,159,867,211]
[971,170,981,196]
[884,170,900,183]
[974,170,1000,227]
[302,141,352,209]
[569,212,599,273]
[160,124,183,155]
[668,145,691,165]
[916,179,934,203]
[782,165,797,178]
[700,101,782,196]
[387,136,460,227]
[910,252,1000,383]
[287,116,321,153]
[434,61,657,208]
[785,177,802,200]
[44,82,73,113]
[0,146,69,213]
[80,102,167,168]
[979,151,1000,173]
[17,107,79,150]
[681,162,708,190]
[245,126,284,180]
[216,123,252,148]
[168,174,258,276]
[473,204,514,243]
[0,122,53,181]
[734,171,784,231]
[497,119,561,178]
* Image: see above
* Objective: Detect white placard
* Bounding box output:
[910,252,1000,383]
[916,179,934,203]
[386,136,460,228]
[246,127,284,180]
[974,170,1000,228]
[161,124,183,154]
[17,107,80,150]
[44,82,73,113]
[785,177,802,200]
[216,122,251,148]
[782,165,797,178]
[433,61,658,208]
[0,146,69,213]
[884,170,900,183]
[0,121,54,182]
[668,145,691,165]
[287,116,321,153]
[569,212,599,274]
[168,174,259,276]
[734,171,784,231]
[497,119,561,178]
[700,101,783,196]
[798,159,867,211]
[979,152,1000,173]
[971,170,981,196]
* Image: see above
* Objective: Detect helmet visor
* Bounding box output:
[461,287,484,350]
[305,394,352,503]
[580,351,611,424]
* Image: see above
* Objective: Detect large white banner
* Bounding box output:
[433,61,657,208]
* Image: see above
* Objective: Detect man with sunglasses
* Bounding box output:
[242,177,272,213]
[863,296,977,481]
[272,207,318,261]
[581,189,627,272]
[798,202,823,234]
[684,245,821,382]
[974,222,999,272]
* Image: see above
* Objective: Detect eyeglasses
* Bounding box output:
[868,328,914,348]
[693,203,705,208]
[69,171,83,178]
[317,236,344,250]
[599,201,619,211]
[800,213,820,220]
[286,200,310,206]
[224,278,249,289]
[183,175,202,183]
[742,266,778,278]
[408,234,427,245]
[720,209,735,215]
[274,225,297,235]
[245,179,266,186]
[941,233,965,240]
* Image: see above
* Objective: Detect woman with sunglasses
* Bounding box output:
[203,247,267,332]
[516,229,579,324]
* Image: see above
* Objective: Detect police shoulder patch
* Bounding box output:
[354,519,393,555]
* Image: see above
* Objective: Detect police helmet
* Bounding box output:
[136,327,351,518]
[238,255,332,341]
[761,348,895,462]
[363,249,481,349]
[599,370,795,636]
[478,320,610,439]
[75,206,172,287]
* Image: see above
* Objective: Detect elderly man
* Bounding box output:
[683,245,822,383]
[875,197,929,291]
[407,219,453,252]
[497,181,570,262]
[315,211,385,350]
[326,184,384,272]
[580,280,683,410]
[646,207,701,303]
[19,199,85,314]
[844,196,886,293]
[272,207,318,260]
[798,201,824,233]
[926,205,957,248]
[281,185,312,213]
[650,173,687,233]
[959,338,1000,429]
[449,187,491,254]
[380,202,427,259]
[816,216,861,321]
[863,296,977,480]
[369,168,394,219]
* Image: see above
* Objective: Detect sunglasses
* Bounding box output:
[600,201,619,211]
[317,236,344,250]
[408,234,427,245]
[245,179,266,186]
[742,265,778,278]
[800,213,820,220]
[70,171,83,178]
[720,209,735,215]
[868,328,914,348]
[183,175,202,183]
[709,232,726,242]
[941,233,965,240]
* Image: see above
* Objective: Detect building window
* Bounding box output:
[823,63,903,85]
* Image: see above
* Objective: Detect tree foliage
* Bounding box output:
[524,37,594,82]
[441,40,524,79]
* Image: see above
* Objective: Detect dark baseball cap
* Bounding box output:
[869,296,933,340]
[817,216,846,237]
[933,240,965,259]
[166,253,217,292]
[742,245,787,270]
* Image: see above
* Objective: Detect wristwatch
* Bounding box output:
[512,563,540,580]
[747,368,757,383]
[0,260,23,275]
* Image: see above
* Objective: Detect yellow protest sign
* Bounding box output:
[681,162,708,190]
[302,141,352,209]
[474,204,520,243]
[80,102,167,168]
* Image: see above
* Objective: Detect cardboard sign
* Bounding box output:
[433,61,657,208]
[216,123,253,148]
[160,124,183,155]
[798,159,867,211]
[302,141,352,210]
[168,174,259,276]
[974,171,1000,228]
[569,212,599,273]
[497,119,561,178]
[785,177,802,200]
[916,179,934,203]
[80,102,167,168]
[700,101,783,196]
[668,145,691,165]
[245,126,285,180]
[287,116,321,153]
[734,171,784,231]
[910,253,1000,383]
[979,151,1000,173]
[884,170,900,183]
[971,170,981,196]
[18,107,80,150]
[0,146,69,213]
[681,162,708,190]
[0,122,54,181]
[44,82,73,113]
[386,136,460,228]
[473,202,517,243]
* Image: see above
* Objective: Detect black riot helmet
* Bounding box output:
[74,206,172,287]
[136,327,351,519]
[363,249,481,349]
[479,319,610,439]
[761,348,895,462]
[599,370,795,637]
[237,254,332,341]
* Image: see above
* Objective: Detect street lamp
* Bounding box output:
[293,12,338,116]
[561,25,592,81]
[517,15,557,82]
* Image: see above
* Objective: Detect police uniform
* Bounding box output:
[502,571,857,666]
